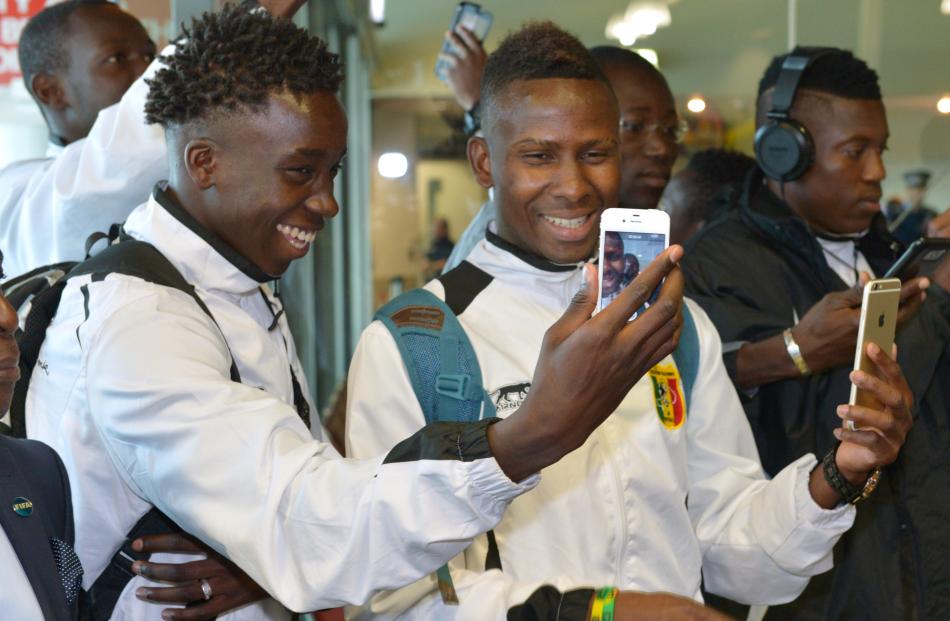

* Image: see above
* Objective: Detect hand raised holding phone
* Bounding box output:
[489,247,685,482]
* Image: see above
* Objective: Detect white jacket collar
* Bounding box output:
[123,183,270,296]
[469,224,588,291]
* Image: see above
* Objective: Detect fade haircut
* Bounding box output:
[17,0,113,96]
[755,47,881,125]
[145,5,343,128]
[480,21,611,128]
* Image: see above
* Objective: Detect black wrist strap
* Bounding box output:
[821,441,868,504]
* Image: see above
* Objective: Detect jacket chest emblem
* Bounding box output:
[648,363,686,430]
[490,382,531,415]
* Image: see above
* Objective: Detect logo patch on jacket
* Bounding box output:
[648,363,686,430]
[490,382,531,415]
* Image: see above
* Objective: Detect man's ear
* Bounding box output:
[31,73,67,110]
[467,136,494,190]
[183,139,220,190]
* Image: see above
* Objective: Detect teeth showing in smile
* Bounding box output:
[276,224,317,250]
[543,214,589,229]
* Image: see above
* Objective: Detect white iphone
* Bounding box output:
[846,278,901,429]
[597,208,670,320]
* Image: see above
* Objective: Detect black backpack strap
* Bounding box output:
[9,280,69,438]
[69,239,241,383]
[79,509,178,621]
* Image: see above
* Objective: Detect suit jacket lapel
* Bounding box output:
[0,444,71,621]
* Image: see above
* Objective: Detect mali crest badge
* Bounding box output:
[648,362,686,430]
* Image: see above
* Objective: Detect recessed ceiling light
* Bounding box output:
[937,96,950,114]
[687,97,706,113]
[378,152,408,178]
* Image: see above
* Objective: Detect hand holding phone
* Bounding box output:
[597,208,670,320]
[435,3,493,84]
[846,278,900,429]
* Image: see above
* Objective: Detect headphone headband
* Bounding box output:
[767,47,835,119]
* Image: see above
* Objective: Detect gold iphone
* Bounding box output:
[847,278,901,429]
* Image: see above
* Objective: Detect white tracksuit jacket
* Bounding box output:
[345,231,856,620]
[25,188,536,619]
[0,47,170,282]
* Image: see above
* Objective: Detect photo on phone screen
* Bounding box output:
[599,230,667,317]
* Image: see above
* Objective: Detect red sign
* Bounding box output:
[0,0,48,86]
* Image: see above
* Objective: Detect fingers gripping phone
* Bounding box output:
[597,208,670,320]
[883,237,950,281]
[435,2,493,81]
[846,278,901,430]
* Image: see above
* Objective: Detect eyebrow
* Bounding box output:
[293,147,348,159]
[512,138,618,149]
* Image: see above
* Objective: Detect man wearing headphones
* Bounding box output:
[682,47,950,619]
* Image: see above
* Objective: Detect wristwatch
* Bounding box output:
[821,442,882,505]
[783,328,811,376]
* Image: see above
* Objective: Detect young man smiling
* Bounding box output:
[345,23,914,621]
[443,45,683,271]
[682,48,950,620]
[24,7,688,620]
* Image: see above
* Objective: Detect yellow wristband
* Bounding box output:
[590,587,618,621]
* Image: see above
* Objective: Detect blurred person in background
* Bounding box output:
[0,0,158,280]
[884,169,939,245]
[661,148,756,246]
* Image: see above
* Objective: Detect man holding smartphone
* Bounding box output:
[682,48,950,619]
[345,23,914,621]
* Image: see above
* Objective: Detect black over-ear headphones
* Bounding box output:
[754,47,833,182]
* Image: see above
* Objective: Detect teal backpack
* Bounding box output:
[374,261,701,603]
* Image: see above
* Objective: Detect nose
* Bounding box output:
[642,127,677,162]
[0,293,17,336]
[551,159,594,204]
[864,149,886,183]
[304,191,340,220]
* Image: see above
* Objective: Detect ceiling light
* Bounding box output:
[942,0,950,15]
[377,152,408,178]
[370,0,385,24]
[687,97,706,113]
[633,48,659,68]
[938,96,950,114]
[606,1,672,47]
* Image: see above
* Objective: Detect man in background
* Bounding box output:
[884,169,939,245]
[683,47,950,620]
[0,0,159,279]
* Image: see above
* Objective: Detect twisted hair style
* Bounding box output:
[144,5,343,127]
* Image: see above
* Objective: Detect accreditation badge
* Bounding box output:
[648,362,686,430]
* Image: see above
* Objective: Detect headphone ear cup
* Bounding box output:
[754,119,814,182]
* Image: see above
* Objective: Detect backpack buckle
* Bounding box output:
[435,374,471,400]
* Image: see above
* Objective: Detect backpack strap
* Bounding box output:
[373,261,495,604]
[671,303,700,408]
[373,283,492,424]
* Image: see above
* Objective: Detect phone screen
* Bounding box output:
[599,230,667,317]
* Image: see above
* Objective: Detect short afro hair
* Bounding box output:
[589,46,664,82]
[17,0,113,95]
[676,148,756,223]
[757,46,880,114]
[480,21,610,125]
[686,148,756,187]
[144,5,343,128]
